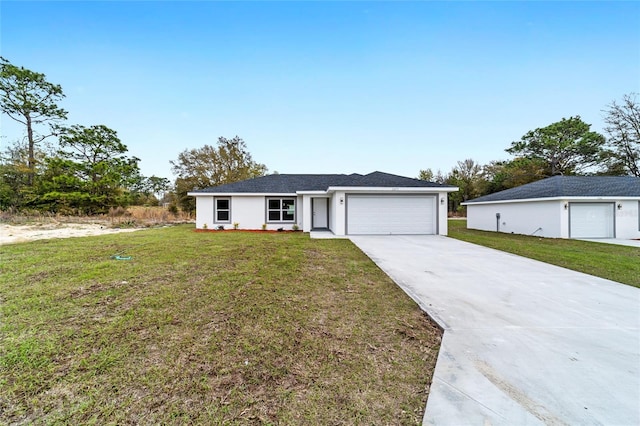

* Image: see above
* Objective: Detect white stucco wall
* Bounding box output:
[438,191,449,235]
[332,191,347,235]
[615,200,640,239]
[231,197,264,229]
[467,200,563,238]
[296,195,304,231]
[194,195,302,230]
[467,198,640,239]
[195,196,214,229]
[301,196,312,232]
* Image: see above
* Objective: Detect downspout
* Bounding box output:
[496,213,501,232]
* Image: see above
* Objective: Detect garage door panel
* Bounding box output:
[347,195,435,235]
[570,203,614,238]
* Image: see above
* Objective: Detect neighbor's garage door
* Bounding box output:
[569,203,615,238]
[347,195,436,235]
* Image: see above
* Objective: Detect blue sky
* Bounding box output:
[1,1,639,180]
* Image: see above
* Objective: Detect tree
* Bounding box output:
[506,116,606,175]
[35,124,141,213]
[0,139,53,209]
[417,168,434,181]
[146,176,171,204]
[483,157,548,193]
[171,136,267,212]
[418,168,446,184]
[129,175,171,206]
[601,93,640,177]
[0,57,67,184]
[0,140,31,209]
[446,159,486,213]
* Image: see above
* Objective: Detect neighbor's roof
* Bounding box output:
[190,171,456,194]
[466,176,640,203]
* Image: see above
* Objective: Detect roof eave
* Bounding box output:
[188,192,298,197]
[463,195,640,205]
[326,186,458,192]
[296,190,329,195]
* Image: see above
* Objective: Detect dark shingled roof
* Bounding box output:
[191,171,455,194]
[466,176,640,203]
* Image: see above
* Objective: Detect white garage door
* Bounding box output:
[570,203,615,238]
[347,195,436,235]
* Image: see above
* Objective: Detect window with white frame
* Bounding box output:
[215,198,231,223]
[267,198,296,222]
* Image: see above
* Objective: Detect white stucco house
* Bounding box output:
[463,176,640,239]
[188,171,458,236]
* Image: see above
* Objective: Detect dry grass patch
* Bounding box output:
[0,226,441,424]
[110,206,193,227]
[0,206,192,228]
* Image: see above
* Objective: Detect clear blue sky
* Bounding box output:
[1,1,639,180]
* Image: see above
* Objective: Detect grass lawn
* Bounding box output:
[448,219,640,288]
[0,225,441,425]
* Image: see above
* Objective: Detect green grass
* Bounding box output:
[0,226,441,425]
[448,219,640,288]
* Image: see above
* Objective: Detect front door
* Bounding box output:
[312,198,328,229]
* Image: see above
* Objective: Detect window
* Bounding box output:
[267,198,296,222]
[215,198,231,223]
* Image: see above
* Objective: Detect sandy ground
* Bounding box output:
[0,223,143,245]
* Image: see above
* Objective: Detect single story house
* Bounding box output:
[463,176,640,239]
[188,171,458,236]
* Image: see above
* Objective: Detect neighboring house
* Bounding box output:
[188,171,458,236]
[463,176,640,239]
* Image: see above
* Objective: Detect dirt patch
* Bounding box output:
[0,223,143,245]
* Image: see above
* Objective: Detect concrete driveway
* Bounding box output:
[350,235,640,425]
[580,238,640,248]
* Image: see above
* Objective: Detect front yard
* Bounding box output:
[448,219,640,288]
[0,226,441,424]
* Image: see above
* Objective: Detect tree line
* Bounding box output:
[419,96,639,213]
[0,57,172,213]
[0,58,268,215]
[1,57,637,216]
